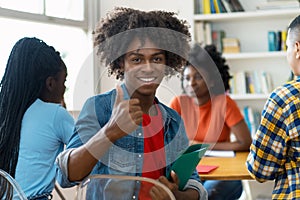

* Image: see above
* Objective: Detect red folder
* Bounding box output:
[197,165,218,174]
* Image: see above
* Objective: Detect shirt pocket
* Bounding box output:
[109,137,137,174]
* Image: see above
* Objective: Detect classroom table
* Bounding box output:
[198,151,253,180]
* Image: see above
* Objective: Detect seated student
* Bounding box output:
[247,15,300,199]
[0,37,74,200]
[170,44,251,200]
[56,7,207,200]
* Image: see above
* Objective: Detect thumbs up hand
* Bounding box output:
[105,85,143,141]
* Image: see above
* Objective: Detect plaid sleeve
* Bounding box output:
[246,94,288,182]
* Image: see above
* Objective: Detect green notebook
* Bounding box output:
[167,143,210,190]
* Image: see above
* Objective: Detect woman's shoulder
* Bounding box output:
[172,94,193,103]
[169,95,194,110]
[213,94,235,103]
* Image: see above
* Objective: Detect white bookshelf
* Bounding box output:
[229,94,269,100]
[223,51,286,60]
[193,9,299,22]
[193,7,297,111]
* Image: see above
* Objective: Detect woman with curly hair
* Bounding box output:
[0,37,74,200]
[170,43,251,199]
[56,7,207,200]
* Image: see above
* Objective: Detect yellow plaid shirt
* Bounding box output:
[247,79,300,200]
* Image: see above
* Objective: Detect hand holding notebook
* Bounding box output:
[167,143,210,190]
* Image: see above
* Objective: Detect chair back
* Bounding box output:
[0,169,27,200]
[77,174,176,200]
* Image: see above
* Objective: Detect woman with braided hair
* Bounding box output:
[0,37,74,199]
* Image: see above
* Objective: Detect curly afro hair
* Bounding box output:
[182,44,232,94]
[93,7,191,79]
[204,44,232,91]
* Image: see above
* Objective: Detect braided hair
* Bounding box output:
[0,37,65,178]
[93,7,191,79]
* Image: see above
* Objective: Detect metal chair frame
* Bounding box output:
[77,174,176,200]
[0,169,27,200]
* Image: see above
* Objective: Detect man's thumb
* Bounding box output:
[114,84,123,107]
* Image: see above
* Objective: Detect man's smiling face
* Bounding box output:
[123,37,166,97]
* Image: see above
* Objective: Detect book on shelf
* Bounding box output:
[212,30,226,53]
[205,22,212,45]
[218,0,228,13]
[167,143,209,190]
[194,21,213,46]
[230,71,273,95]
[212,0,222,13]
[230,0,245,11]
[222,46,240,53]
[220,0,233,12]
[243,106,261,139]
[229,76,236,94]
[281,30,287,51]
[276,31,282,51]
[194,22,205,45]
[252,71,262,94]
[245,71,255,94]
[202,0,243,14]
[234,71,246,94]
[260,71,273,94]
[194,0,202,14]
[256,0,299,10]
[223,0,244,12]
[210,0,216,13]
[194,21,226,48]
[243,106,251,135]
[203,0,212,14]
[268,31,277,52]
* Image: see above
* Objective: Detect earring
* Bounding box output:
[296,53,300,59]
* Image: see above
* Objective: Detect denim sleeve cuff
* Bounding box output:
[184,179,208,200]
[56,148,80,188]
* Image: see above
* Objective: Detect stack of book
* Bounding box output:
[222,38,240,53]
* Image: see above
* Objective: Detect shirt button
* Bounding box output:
[138,133,142,136]
[138,154,142,158]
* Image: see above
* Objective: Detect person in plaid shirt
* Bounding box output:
[246,15,300,200]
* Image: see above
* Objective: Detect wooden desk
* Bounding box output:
[198,151,252,180]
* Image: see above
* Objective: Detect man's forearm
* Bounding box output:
[67,125,115,181]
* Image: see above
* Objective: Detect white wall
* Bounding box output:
[100,0,193,20]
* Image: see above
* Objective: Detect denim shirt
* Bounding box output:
[56,84,207,199]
